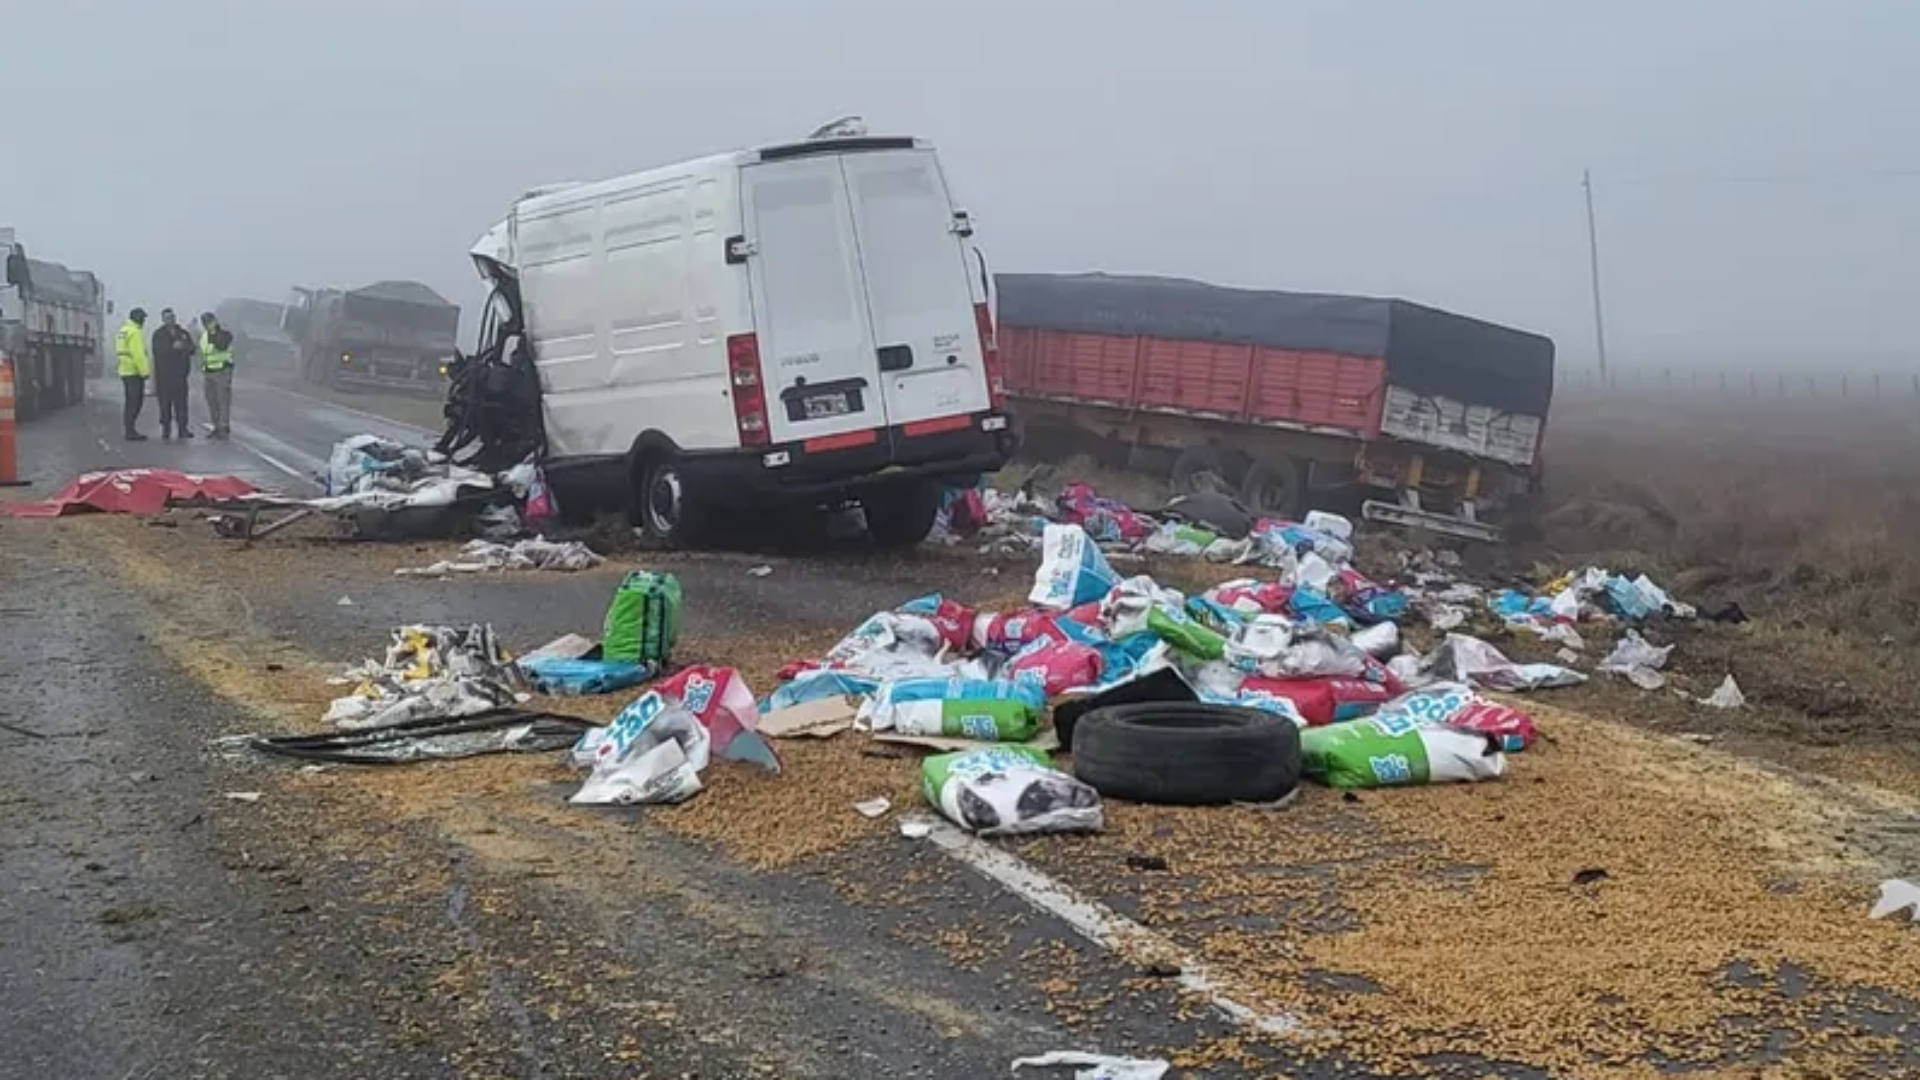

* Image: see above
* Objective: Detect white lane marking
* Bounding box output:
[908,815,1320,1039]
[252,383,438,440]
[224,424,330,490]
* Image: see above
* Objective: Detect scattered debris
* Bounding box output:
[394,537,603,577]
[0,468,262,518]
[253,708,594,765]
[747,564,774,578]
[1870,879,1920,923]
[1010,1051,1170,1080]
[223,791,264,803]
[853,797,892,819]
[1699,675,1747,709]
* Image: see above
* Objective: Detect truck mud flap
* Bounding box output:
[1360,498,1501,544]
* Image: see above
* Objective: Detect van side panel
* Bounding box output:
[840,150,990,428]
[518,171,740,458]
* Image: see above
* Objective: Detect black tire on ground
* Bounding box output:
[863,481,942,548]
[1071,702,1302,806]
[1239,454,1306,520]
[1169,444,1243,497]
[631,454,709,549]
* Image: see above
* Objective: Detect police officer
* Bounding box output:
[115,307,152,441]
[199,312,235,440]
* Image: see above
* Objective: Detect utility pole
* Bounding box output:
[1582,168,1611,379]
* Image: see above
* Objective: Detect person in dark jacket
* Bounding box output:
[150,308,198,439]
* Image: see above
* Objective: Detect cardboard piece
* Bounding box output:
[870,728,1062,755]
[760,695,860,739]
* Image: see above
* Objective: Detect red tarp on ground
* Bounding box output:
[0,469,260,518]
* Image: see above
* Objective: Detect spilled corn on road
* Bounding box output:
[5,385,1920,1079]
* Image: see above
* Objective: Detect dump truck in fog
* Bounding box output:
[283,280,458,395]
[0,228,109,421]
[995,273,1555,542]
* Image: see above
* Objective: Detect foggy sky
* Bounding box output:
[5,0,1915,367]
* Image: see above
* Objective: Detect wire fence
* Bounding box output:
[1555,366,1920,401]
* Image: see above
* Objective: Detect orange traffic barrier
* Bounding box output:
[0,357,25,487]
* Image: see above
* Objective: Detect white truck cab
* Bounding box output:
[470,133,1012,547]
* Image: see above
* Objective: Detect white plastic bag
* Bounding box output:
[1010,1052,1170,1080]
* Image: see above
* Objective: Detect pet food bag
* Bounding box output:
[1301,712,1507,789]
[602,571,682,666]
[921,745,1104,836]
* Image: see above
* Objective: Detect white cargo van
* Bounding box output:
[467,134,1013,547]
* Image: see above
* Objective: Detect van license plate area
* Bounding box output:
[784,383,867,423]
[805,393,851,419]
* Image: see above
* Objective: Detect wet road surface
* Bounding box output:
[7,383,1920,1078]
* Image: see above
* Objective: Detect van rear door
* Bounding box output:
[740,157,889,447]
[839,149,991,430]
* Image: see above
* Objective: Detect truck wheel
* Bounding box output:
[1170,445,1242,496]
[864,481,941,549]
[1072,702,1302,805]
[1240,455,1305,520]
[631,455,708,549]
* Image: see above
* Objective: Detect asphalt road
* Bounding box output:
[2,385,1266,1079]
[7,381,1920,1079]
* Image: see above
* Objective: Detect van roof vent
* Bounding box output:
[806,115,868,140]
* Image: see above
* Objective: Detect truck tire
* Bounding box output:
[1170,445,1242,497]
[864,481,941,549]
[1240,455,1306,520]
[631,455,709,549]
[1072,703,1302,806]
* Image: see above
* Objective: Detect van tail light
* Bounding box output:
[974,302,1004,409]
[726,332,770,447]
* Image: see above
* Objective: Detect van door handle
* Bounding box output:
[877,344,913,372]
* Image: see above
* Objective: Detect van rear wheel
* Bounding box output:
[632,456,709,549]
[864,481,941,549]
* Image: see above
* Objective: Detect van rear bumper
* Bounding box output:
[681,413,1016,498]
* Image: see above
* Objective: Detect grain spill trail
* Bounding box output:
[64,515,1920,1076]
[1024,699,1920,1076]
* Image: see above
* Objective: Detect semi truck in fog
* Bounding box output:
[213,297,299,373]
[995,273,1555,543]
[283,280,458,396]
[0,227,108,422]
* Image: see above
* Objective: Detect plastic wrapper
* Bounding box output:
[1144,521,1218,556]
[1240,675,1397,726]
[897,593,978,652]
[821,611,952,678]
[520,656,655,696]
[655,665,776,766]
[1144,604,1226,660]
[1030,523,1121,610]
[1302,713,1507,789]
[921,746,1103,836]
[570,690,711,804]
[861,677,1047,741]
[1056,482,1153,544]
[1226,618,1371,679]
[970,609,1065,653]
[1373,682,1540,751]
[1334,567,1409,623]
[1208,579,1292,616]
[1006,637,1105,696]
[1600,630,1673,691]
[1351,620,1401,659]
[1427,633,1586,691]
[759,669,880,713]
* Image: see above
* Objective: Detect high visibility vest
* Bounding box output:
[201,330,233,372]
[115,321,151,377]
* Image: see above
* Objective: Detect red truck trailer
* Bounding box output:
[995,273,1554,542]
